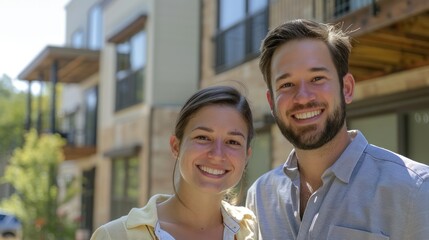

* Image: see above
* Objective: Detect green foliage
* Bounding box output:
[0,130,78,240]
[0,75,26,156]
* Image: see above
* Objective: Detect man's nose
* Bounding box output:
[294,82,316,104]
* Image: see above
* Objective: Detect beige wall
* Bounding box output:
[65,0,100,46]
[150,0,200,106]
[354,65,429,101]
[149,107,179,196]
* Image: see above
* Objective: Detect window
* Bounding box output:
[347,87,429,165]
[80,168,95,233]
[88,4,103,50]
[110,156,139,220]
[115,30,146,111]
[63,111,77,146]
[71,29,85,48]
[244,130,271,203]
[349,113,398,152]
[405,108,429,165]
[84,86,97,145]
[334,0,372,17]
[215,0,268,72]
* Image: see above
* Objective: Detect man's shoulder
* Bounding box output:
[365,144,429,182]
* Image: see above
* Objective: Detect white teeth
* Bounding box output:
[199,166,225,175]
[295,110,321,120]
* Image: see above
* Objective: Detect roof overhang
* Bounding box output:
[18,46,100,83]
[330,0,429,82]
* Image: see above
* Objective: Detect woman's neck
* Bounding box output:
[157,191,225,240]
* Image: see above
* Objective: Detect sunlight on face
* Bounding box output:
[172,105,250,195]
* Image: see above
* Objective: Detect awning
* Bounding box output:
[18,46,100,83]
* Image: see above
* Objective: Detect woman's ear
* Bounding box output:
[246,147,252,165]
[170,135,180,159]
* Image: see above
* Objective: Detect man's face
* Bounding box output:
[267,39,352,150]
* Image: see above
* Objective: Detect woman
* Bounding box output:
[91,85,256,239]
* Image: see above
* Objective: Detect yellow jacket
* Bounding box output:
[90,194,256,240]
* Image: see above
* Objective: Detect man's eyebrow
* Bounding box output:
[310,66,329,72]
[274,66,330,82]
[274,72,291,83]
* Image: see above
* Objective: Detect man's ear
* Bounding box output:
[342,73,355,104]
[266,89,274,111]
[170,135,180,159]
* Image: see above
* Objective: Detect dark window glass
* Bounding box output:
[110,156,139,219]
[215,0,268,72]
[115,30,146,111]
[84,86,98,145]
[334,0,372,17]
[80,168,95,233]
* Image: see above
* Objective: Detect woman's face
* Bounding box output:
[170,105,251,195]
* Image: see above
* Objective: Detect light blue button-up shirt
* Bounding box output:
[246,130,429,240]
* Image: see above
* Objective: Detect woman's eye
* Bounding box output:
[313,76,324,82]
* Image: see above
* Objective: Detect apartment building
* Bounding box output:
[17,0,429,238]
[18,0,200,238]
[199,0,429,192]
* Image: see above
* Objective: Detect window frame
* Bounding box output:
[110,156,139,220]
[114,30,146,111]
[214,0,269,73]
[87,3,103,50]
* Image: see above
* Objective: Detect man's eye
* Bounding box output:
[195,136,209,141]
[279,82,293,89]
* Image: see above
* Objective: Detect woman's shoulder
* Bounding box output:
[90,216,128,240]
[221,202,257,240]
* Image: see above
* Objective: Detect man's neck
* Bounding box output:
[295,128,352,189]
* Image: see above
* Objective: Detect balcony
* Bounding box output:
[57,130,96,160]
[324,0,429,82]
[18,46,100,83]
[18,46,100,160]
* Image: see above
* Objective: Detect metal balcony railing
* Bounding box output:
[324,0,379,21]
[214,7,269,73]
[115,68,144,111]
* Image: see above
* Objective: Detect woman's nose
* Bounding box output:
[208,140,226,160]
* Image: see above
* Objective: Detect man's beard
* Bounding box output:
[273,96,346,150]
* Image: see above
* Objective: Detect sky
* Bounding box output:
[0,0,70,91]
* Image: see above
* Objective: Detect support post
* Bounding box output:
[25,81,32,131]
[50,60,58,134]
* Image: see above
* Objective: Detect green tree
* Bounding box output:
[0,74,26,199]
[0,130,78,240]
[0,74,26,156]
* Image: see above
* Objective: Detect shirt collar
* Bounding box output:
[327,130,368,183]
[125,194,254,234]
[283,149,299,181]
[282,130,368,184]
[126,194,171,229]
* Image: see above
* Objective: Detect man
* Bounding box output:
[246,19,429,240]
